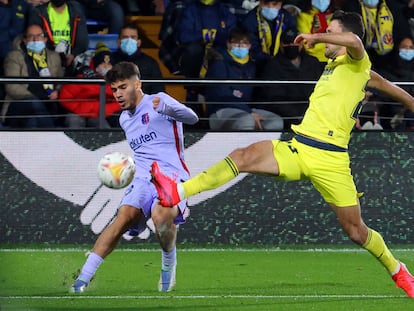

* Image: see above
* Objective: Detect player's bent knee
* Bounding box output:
[344,225,367,246]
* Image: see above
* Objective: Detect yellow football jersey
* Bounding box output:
[292,52,371,149]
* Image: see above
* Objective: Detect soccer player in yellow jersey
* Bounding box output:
[150,10,414,297]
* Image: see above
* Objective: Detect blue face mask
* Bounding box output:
[261,7,279,20]
[231,47,249,59]
[363,0,379,7]
[312,0,330,12]
[120,38,138,56]
[399,49,414,61]
[26,41,46,54]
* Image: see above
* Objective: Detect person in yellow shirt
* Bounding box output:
[296,0,334,63]
[150,10,414,298]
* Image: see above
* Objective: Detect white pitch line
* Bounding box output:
[1,248,414,253]
[0,294,405,299]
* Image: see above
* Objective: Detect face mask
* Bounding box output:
[283,45,300,60]
[362,0,379,7]
[96,67,111,77]
[51,0,66,7]
[231,47,249,59]
[261,7,279,20]
[399,49,414,61]
[27,41,46,53]
[200,0,215,5]
[120,38,138,56]
[312,0,330,12]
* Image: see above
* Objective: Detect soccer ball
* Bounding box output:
[97,152,135,189]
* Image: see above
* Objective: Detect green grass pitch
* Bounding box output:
[1,246,414,310]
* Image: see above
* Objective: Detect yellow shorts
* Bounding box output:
[273,137,358,207]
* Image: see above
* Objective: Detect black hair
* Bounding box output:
[119,23,140,37]
[228,27,251,43]
[281,28,299,44]
[105,61,141,83]
[331,10,365,40]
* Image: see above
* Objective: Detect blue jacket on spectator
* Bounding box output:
[204,47,256,116]
[0,0,30,62]
[177,1,237,48]
[241,6,296,64]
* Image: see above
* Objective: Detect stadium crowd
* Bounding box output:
[1,0,414,130]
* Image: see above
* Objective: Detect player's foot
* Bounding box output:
[150,161,181,207]
[392,262,414,298]
[71,278,88,293]
[158,265,176,292]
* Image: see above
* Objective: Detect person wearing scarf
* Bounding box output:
[3,24,64,127]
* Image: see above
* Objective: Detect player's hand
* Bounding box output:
[153,96,168,115]
[294,33,316,49]
[153,97,160,110]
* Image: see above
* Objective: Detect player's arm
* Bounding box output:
[294,32,364,60]
[368,70,414,112]
[153,96,199,124]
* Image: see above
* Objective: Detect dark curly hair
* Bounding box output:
[331,10,365,41]
[105,61,141,83]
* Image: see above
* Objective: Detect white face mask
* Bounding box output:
[120,38,138,56]
[312,0,330,12]
[261,7,279,20]
[26,40,46,53]
[363,0,379,7]
[399,49,414,61]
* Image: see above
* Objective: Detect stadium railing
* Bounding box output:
[0,77,413,130]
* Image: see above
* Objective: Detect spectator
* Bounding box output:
[176,0,237,101]
[0,0,30,70]
[75,0,124,34]
[241,0,297,74]
[0,0,31,106]
[2,24,64,128]
[255,28,323,128]
[399,0,414,39]
[158,0,195,75]
[28,0,89,71]
[376,36,414,130]
[343,0,410,70]
[205,27,284,130]
[111,23,165,95]
[296,0,339,63]
[59,41,120,128]
[221,0,259,23]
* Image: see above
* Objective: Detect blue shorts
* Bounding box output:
[120,177,189,235]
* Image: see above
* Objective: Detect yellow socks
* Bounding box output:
[363,228,399,274]
[182,157,239,198]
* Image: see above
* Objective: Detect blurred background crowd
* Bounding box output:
[1,0,414,130]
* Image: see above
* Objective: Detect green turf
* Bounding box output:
[1,247,413,310]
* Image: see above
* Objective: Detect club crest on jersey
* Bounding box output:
[141,113,150,125]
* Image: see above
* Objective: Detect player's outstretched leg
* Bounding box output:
[392,262,414,298]
[151,161,181,207]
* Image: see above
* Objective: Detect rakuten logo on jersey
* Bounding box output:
[129,131,157,151]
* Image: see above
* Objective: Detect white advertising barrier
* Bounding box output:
[0,132,280,235]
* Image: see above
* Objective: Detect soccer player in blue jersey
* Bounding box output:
[71,61,198,293]
[150,11,414,297]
